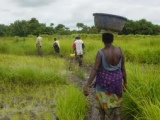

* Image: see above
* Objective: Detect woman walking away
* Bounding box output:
[53,38,60,54]
[83,33,127,120]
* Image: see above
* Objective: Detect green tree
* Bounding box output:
[10,20,29,37]
[121,20,136,34]
[50,23,54,27]
[55,24,71,35]
[152,25,160,34]
[136,19,153,35]
[88,26,99,34]
[44,26,54,35]
[0,24,10,36]
[121,19,160,35]
[76,23,84,30]
[55,24,65,31]
[81,25,90,33]
[28,18,43,35]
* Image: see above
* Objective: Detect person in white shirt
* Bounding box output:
[74,36,85,66]
[53,38,60,54]
[36,34,43,56]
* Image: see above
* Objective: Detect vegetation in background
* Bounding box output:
[0,18,160,37]
[1,34,159,65]
[0,34,160,119]
[121,19,160,35]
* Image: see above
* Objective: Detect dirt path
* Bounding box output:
[68,64,101,120]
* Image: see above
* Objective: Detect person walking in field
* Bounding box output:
[83,33,127,120]
[74,36,85,66]
[53,38,60,54]
[36,34,43,56]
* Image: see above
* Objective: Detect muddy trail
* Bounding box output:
[68,58,101,120]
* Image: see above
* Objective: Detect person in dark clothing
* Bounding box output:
[53,38,60,54]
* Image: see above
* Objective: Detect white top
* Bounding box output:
[74,39,84,55]
[55,40,60,48]
[36,36,42,46]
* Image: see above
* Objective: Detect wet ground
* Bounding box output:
[0,57,100,120]
[68,65,101,120]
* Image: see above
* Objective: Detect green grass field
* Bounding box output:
[0,34,160,119]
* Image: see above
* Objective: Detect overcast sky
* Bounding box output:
[0,0,160,29]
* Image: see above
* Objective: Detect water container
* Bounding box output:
[93,13,127,32]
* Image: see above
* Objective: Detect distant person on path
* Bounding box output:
[36,34,43,56]
[83,33,127,120]
[53,38,60,54]
[74,36,85,66]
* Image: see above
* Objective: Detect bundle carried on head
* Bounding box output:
[93,13,127,33]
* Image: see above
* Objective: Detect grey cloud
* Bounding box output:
[0,8,11,12]
[1,0,160,28]
[15,0,56,7]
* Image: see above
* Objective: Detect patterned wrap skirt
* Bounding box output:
[95,69,123,97]
[95,69,123,111]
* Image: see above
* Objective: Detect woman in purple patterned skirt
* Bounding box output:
[84,33,127,120]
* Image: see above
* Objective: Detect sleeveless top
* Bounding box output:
[98,49,122,71]
[95,49,123,97]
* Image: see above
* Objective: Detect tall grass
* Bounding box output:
[122,62,160,120]
[0,54,69,119]
[0,53,88,119]
[0,35,160,119]
[1,35,160,65]
[141,100,160,120]
[54,84,87,120]
[114,35,160,64]
[0,54,67,85]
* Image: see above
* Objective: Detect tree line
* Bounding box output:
[0,18,160,37]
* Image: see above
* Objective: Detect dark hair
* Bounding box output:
[102,33,113,44]
[75,36,80,39]
[54,38,57,41]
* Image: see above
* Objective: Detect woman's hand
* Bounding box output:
[123,84,127,92]
[83,86,90,96]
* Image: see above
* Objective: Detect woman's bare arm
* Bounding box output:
[84,51,101,96]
